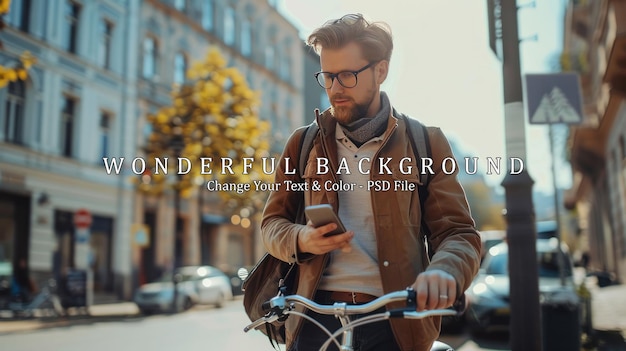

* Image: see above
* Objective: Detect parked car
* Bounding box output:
[536,220,558,239]
[0,261,11,303]
[133,265,233,314]
[465,238,575,334]
[440,229,506,334]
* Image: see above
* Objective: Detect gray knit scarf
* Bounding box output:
[339,91,391,147]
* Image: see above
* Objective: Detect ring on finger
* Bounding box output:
[439,294,448,299]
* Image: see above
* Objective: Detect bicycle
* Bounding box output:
[244,288,464,351]
[8,278,65,318]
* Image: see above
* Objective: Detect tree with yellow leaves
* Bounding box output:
[138,47,271,214]
[0,0,36,88]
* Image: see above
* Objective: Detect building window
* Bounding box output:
[223,7,235,46]
[265,46,274,70]
[280,53,291,80]
[142,37,157,79]
[241,19,252,57]
[201,0,213,31]
[174,0,185,12]
[7,0,31,32]
[174,52,187,85]
[142,120,153,142]
[98,20,113,69]
[4,80,26,144]
[100,112,112,160]
[60,96,76,158]
[269,88,277,124]
[64,1,81,54]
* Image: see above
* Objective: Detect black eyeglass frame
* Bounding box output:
[314,61,378,89]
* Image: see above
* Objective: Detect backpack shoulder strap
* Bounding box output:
[400,113,435,259]
[290,119,319,226]
[298,121,319,179]
[402,114,432,187]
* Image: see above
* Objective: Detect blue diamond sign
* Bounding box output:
[524,73,584,125]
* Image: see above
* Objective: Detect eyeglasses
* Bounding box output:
[327,13,366,26]
[314,62,377,89]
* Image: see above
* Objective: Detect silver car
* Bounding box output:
[133,265,233,314]
[465,238,575,334]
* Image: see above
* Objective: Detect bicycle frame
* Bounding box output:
[244,288,462,351]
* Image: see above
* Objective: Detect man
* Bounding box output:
[261,13,481,351]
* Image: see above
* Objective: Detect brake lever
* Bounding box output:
[452,294,468,314]
[243,313,280,332]
[261,294,291,323]
[244,294,292,333]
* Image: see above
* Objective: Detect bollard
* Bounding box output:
[541,287,581,351]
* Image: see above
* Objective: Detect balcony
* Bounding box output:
[603,2,626,94]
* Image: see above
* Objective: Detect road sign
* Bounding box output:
[132,223,150,248]
[75,228,90,244]
[74,208,92,229]
[525,73,584,125]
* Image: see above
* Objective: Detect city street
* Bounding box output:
[0,297,510,351]
[0,299,269,351]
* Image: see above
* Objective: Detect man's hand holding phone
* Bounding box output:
[298,205,353,255]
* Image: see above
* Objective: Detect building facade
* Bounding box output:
[0,0,140,300]
[562,0,626,284]
[133,0,304,289]
[0,0,305,302]
[303,42,330,124]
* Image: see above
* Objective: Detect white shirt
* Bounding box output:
[317,125,385,297]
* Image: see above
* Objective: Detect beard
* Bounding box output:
[330,92,375,125]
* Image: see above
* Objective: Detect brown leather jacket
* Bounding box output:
[261,108,481,351]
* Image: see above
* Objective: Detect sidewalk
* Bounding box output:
[588,282,626,349]
[0,302,140,335]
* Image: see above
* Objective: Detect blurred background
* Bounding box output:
[0,0,624,350]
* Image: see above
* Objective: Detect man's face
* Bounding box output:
[319,42,386,124]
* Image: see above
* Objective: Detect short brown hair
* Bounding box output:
[306,13,393,63]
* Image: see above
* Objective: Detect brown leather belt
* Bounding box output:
[317,290,378,304]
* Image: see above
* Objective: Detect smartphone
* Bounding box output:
[304,204,347,237]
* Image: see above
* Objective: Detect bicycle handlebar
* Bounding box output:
[243,288,465,333]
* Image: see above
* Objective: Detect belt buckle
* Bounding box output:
[351,292,357,304]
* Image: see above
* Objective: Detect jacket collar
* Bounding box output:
[313,102,402,176]
[314,101,400,138]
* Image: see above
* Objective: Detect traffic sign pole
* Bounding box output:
[73,208,93,309]
[525,72,584,293]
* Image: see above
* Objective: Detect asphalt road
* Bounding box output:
[0,300,269,351]
[0,298,510,351]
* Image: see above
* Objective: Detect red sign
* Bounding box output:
[74,208,92,229]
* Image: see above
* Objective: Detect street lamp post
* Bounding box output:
[497,1,542,350]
